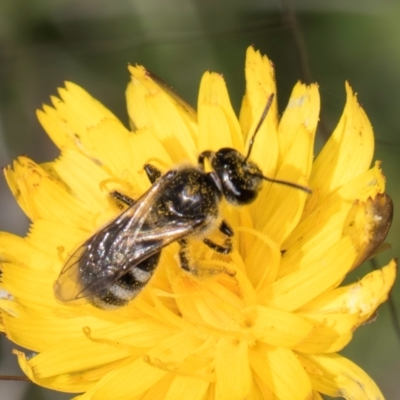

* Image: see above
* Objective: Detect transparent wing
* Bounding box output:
[54,170,197,303]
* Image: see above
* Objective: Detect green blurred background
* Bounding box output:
[0,1,399,399]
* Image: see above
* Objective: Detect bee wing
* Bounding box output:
[54,170,195,303]
[53,244,90,304]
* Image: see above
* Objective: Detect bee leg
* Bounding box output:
[110,191,135,206]
[203,237,232,254]
[110,163,163,206]
[203,220,233,254]
[179,235,234,277]
[198,151,214,170]
[219,220,234,237]
[144,164,162,184]
[178,239,190,271]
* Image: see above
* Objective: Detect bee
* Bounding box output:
[54,93,311,309]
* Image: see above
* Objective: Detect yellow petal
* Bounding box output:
[137,374,175,400]
[250,343,312,400]
[215,338,252,400]
[0,231,55,272]
[277,82,320,172]
[240,46,278,168]
[249,305,315,348]
[78,331,204,400]
[1,262,57,307]
[252,374,274,400]
[264,237,356,311]
[76,357,166,400]
[255,82,319,244]
[15,350,92,393]
[77,119,139,182]
[127,127,174,189]
[240,47,280,227]
[21,337,131,378]
[311,392,325,400]
[126,65,197,163]
[3,312,112,352]
[241,226,281,291]
[301,353,384,399]
[298,260,397,325]
[37,82,125,153]
[4,157,93,228]
[310,82,374,200]
[198,72,243,152]
[52,148,112,210]
[164,376,209,400]
[281,162,385,278]
[294,313,359,353]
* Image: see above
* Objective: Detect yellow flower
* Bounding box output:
[0,47,396,400]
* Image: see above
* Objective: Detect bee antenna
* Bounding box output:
[254,173,312,194]
[245,93,275,162]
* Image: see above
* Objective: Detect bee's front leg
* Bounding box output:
[144,164,162,184]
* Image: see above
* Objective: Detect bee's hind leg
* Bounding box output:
[203,238,232,254]
[179,235,235,278]
[178,221,234,272]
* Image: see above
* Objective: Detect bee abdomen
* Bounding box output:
[92,252,160,309]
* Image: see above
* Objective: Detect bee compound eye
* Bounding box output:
[209,148,262,205]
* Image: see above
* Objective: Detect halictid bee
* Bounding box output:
[54,93,311,309]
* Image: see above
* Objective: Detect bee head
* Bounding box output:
[203,93,311,206]
[211,148,264,205]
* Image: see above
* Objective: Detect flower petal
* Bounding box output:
[294,312,359,353]
[0,231,56,272]
[77,357,166,400]
[263,237,356,311]
[37,82,123,152]
[53,148,112,210]
[298,260,397,326]
[281,162,385,278]
[164,375,209,400]
[240,46,278,176]
[249,305,315,348]
[1,262,57,308]
[78,332,205,400]
[15,350,92,393]
[310,82,374,200]
[250,343,312,400]
[4,157,93,228]
[75,119,139,183]
[255,82,319,244]
[301,353,384,400]
[126,65,198,163]
[215,338,252,400]
[198,72,244,152]
[241,226,281,291]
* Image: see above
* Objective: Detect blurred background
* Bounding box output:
[0,0,399,399]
